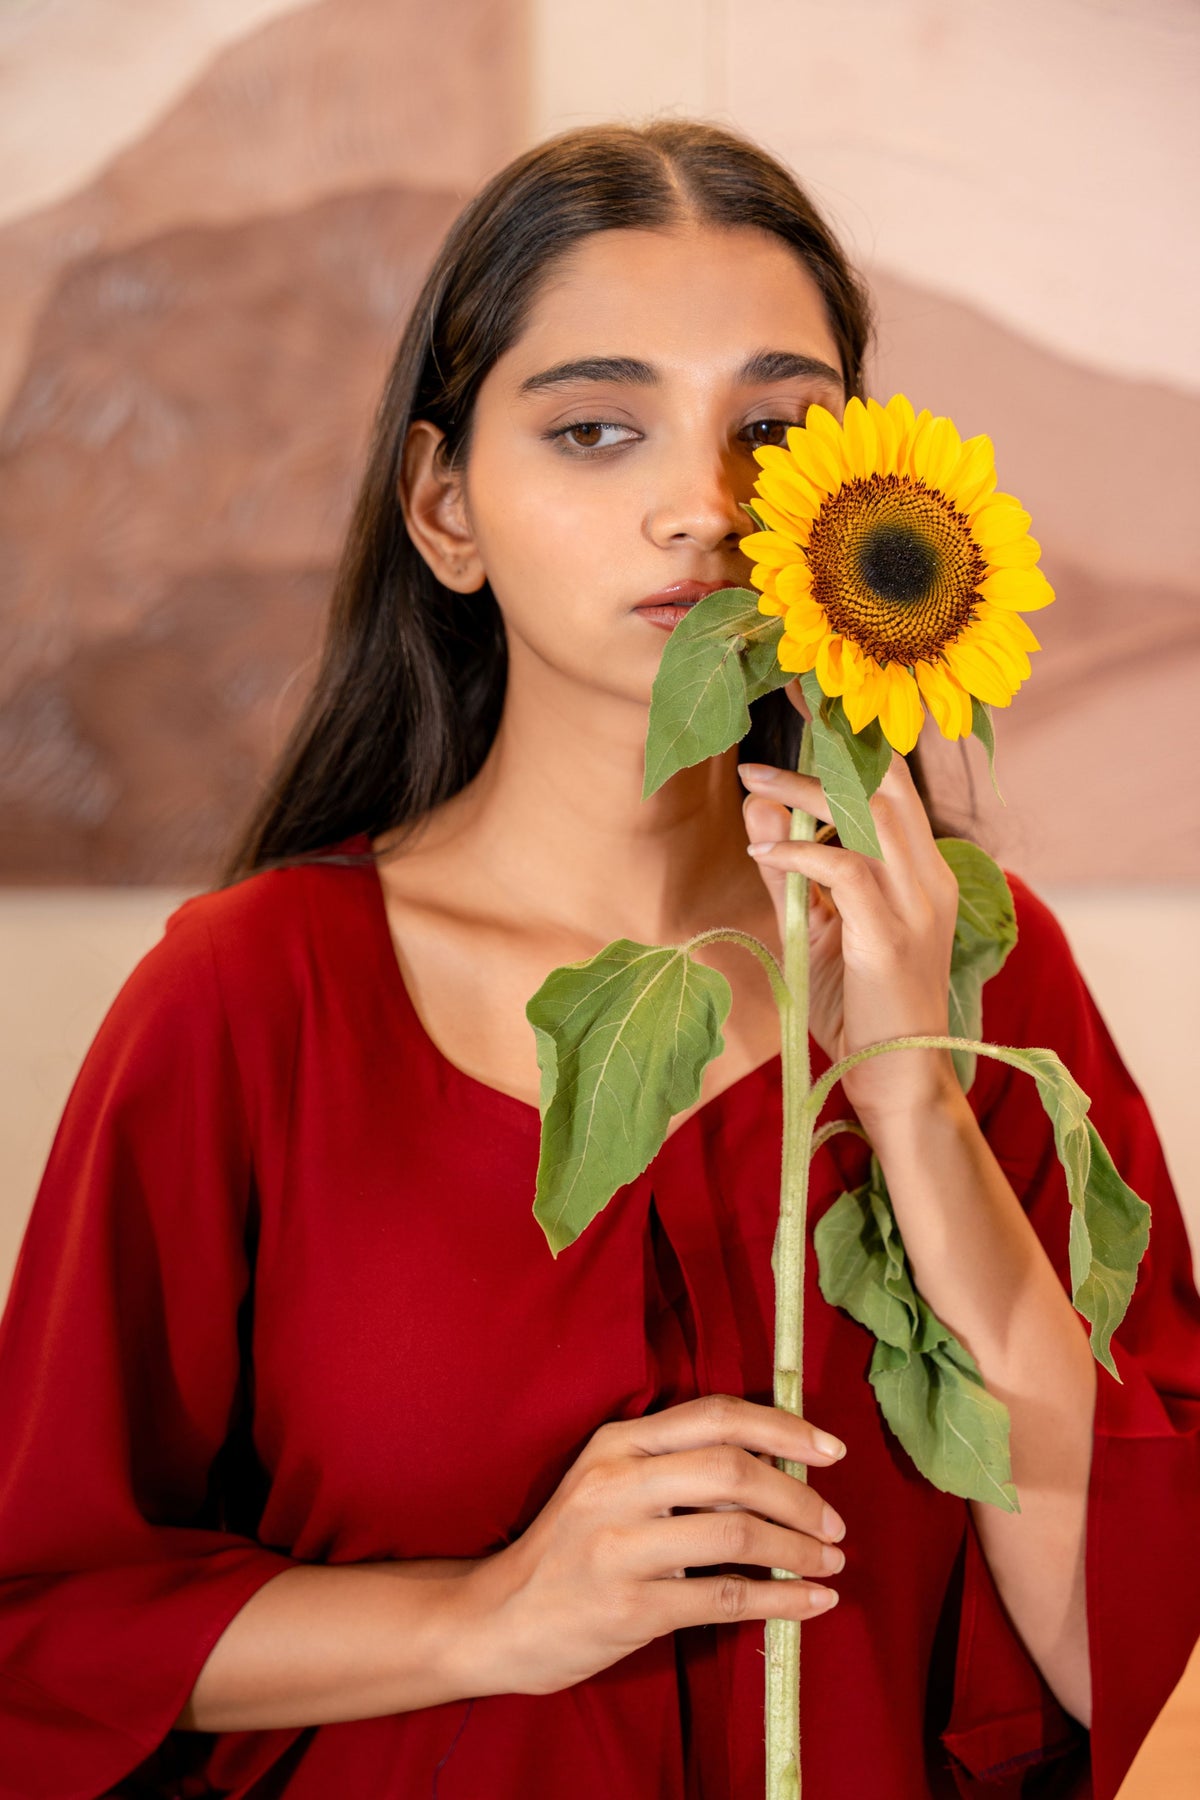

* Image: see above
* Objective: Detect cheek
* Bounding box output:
[468,439,627,614]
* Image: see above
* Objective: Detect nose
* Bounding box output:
[643,438,750,557]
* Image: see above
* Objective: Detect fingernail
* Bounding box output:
[822,1506,846,1543]
[822,1545,846,1575]
[813,1431,846,1460]
[809,1587,840,1613]
[737,763,776,781]
[746,841,777,857]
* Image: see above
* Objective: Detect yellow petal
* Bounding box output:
[876,664,924,754]
[755,461,823,517]
[915,660,972,739]
[842,660,886,732]
[815,632,849,695]
[738,530,802,568]
[757,591,786,617]
[778,633,821,674]
[866,397,900,473]
[785,421,843,496]
[974,601,1041,653]
[784,600,828,645]
[944,433,998,515]
[909,414,963,492]
[896,406,933,478]
[983,534,1041,571]
[972,499,1033,548]
[750,495,808,545]
[776,559,815,604]
[966,625,1031,684]
[840,396,880,479]
[975,566,1055,611]
[942,639,1016,707]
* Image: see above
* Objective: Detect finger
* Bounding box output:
[629,1445,844,1543]
[745,836,899,936]
[738,766,832,828]
[666,1570,840,1629]
[629,1511,846,1582]
[741,762,920,907]
[604,1393,846,1468]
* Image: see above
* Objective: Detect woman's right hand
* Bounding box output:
[447,1393,848,1698]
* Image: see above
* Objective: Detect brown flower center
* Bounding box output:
[806,473,985,665]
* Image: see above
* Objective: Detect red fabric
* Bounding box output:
[1,837,1196,1800]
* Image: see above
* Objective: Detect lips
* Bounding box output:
[634,578,731,611]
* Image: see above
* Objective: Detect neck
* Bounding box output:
[419,654,764,947]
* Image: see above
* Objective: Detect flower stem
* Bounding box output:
[765,718,817,1800]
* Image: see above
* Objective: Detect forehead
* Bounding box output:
[496,222,844,388]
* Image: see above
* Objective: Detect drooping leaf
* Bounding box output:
[527,939,731,1255]
[979,1044,1152,1376]
[818,1030,1153,1378]
[815,1156,1018,1509]
[936,839,1018,1092]
[740,500,771,534]
[970,698,1004,802]
[797,673,884,859]
[642,588,791,798]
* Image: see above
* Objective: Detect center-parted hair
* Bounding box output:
[218,118,947,887]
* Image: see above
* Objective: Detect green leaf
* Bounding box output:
[818,1029,1153,1378]
[797,673,884,859]
[740,500,770,534]
[642,587,792,798]
[936,839,1018,1092]
[815,1157,1019,1510]
[526,939,731,1255]
[970,698,1004,802]
[985,1045,1152,1376]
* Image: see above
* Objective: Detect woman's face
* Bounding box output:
[417,220,846,708]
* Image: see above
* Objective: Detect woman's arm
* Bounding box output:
[176,1399,848,1730]
[867,1086,1096,1726]
[173,1558,480,1730]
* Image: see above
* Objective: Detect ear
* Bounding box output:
[398,419,486,592]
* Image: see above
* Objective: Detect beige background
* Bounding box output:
[2,0,1197,1299]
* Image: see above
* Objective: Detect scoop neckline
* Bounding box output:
[349,830,782,1145]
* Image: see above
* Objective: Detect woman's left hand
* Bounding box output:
[738,682,963,1130]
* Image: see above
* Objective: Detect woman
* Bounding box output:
[0,120,1196,1800]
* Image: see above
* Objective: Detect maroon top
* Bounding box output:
[1,834,1197,1800]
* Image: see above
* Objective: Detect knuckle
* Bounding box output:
[718,1512,753,1560]
[717,1574,750,1621]
[698,1392,741,1434]
[706,1444,749,1493]
[570,1458,621,1514]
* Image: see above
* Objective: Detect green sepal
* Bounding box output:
[936,838,1018,1093]
[970,698,1004,802]
[642,588,792,799]
[797,673,890,859]
[815,1155,1019,1510]
[527,939,731,1255]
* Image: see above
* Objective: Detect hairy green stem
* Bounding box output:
[765,721,817,1800]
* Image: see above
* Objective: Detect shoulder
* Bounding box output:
[104,847,367,1058]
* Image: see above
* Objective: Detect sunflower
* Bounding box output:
[739,394,1053,754]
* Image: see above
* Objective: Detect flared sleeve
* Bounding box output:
[937,875,1200,1799]
[0,899,300,1799]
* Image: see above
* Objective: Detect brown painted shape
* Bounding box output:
[0,187,461,883]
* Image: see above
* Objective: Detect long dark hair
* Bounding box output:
[219,117,944,887]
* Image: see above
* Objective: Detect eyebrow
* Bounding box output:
[515,347,843,397]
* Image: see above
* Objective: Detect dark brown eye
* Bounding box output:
[742,418,799,448]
